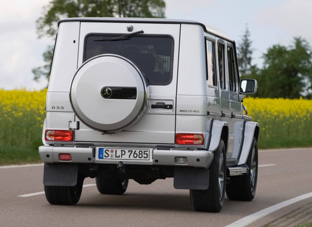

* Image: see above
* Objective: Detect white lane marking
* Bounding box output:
[18,191,45,198]
[18,184,96,198]
[226,192,312,227]
[259,164,276,168]
[0,164,44,169]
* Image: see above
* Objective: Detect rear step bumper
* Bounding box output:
[39,146,214,168]
[228,166,248,176]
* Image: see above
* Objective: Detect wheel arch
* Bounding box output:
[207,119,229,154]
[238,121,259,165]
[254,124,260,141]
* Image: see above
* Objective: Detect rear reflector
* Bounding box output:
[45,130,73,142]
[59,153,72,161]
[176,133,204,145]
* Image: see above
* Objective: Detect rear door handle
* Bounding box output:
[151,102,173,109]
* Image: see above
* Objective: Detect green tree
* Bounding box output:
[237,25,256,77]
[255,37,312,99]
[33,0,166,83]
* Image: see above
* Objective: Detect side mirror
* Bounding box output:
[240,79,257,94]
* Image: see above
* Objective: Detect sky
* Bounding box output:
[1,0,312,90]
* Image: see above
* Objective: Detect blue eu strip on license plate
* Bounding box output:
[99,148,104,159]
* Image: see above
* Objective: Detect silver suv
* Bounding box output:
[39,18,259,212]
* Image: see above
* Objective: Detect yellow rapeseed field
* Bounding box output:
[0,89,46,119]
[0,90,311,164]
[0,89,46,164]
[243,97,312,148]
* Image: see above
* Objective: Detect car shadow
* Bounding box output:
[78,192,192,212]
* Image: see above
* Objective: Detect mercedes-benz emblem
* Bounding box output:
[101,87,113,99]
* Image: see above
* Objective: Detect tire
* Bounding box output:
[96,176,128,195]
[226,138,258,201]
[44,177,84,205]
[190,139,226,212]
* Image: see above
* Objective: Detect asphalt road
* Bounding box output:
[0,147,311,227]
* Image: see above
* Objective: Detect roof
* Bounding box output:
[59,17,233,42]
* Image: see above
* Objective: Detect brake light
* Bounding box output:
[176,133,204,145]
[59,153,72,161]
[45,130,73,141]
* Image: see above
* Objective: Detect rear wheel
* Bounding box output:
[96,176,128,195]
[190,139,226,212]
[44,177,84,205]
[226,138,258,201]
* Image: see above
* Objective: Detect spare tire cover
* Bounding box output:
[70,54,148,132]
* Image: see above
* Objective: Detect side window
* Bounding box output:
[206,39,217,86]
[227,45,238,92]
[218,42,226,90]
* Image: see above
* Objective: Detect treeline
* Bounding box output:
[33,0,166,83]
[34,0,312,99]
[238,27,312,99]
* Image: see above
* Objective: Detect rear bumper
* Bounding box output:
[39,146,214,168]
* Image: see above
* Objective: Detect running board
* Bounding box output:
[228,166,248,176]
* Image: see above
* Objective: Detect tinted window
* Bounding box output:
[218,43,226,90]
[206,40,217,86]
[84,34,174,85]
[227,46,237,92]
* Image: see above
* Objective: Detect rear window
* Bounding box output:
[84,34,174,85]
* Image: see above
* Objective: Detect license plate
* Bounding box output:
[97,148,150,160]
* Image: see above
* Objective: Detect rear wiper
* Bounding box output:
[94,30,144,42]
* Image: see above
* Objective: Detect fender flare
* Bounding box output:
[207,119,229,152]
[238,121,260,165]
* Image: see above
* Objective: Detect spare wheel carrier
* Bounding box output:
[70,54,148,132]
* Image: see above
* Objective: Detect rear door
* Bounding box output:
[74,21,180,145]
[227,42,245,161]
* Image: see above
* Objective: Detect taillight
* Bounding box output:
[176,133,204,145]
[45,130,73,142]
[59,153,72,161]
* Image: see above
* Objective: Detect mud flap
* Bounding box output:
[174,167,209,190]
[43,163,78,187]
